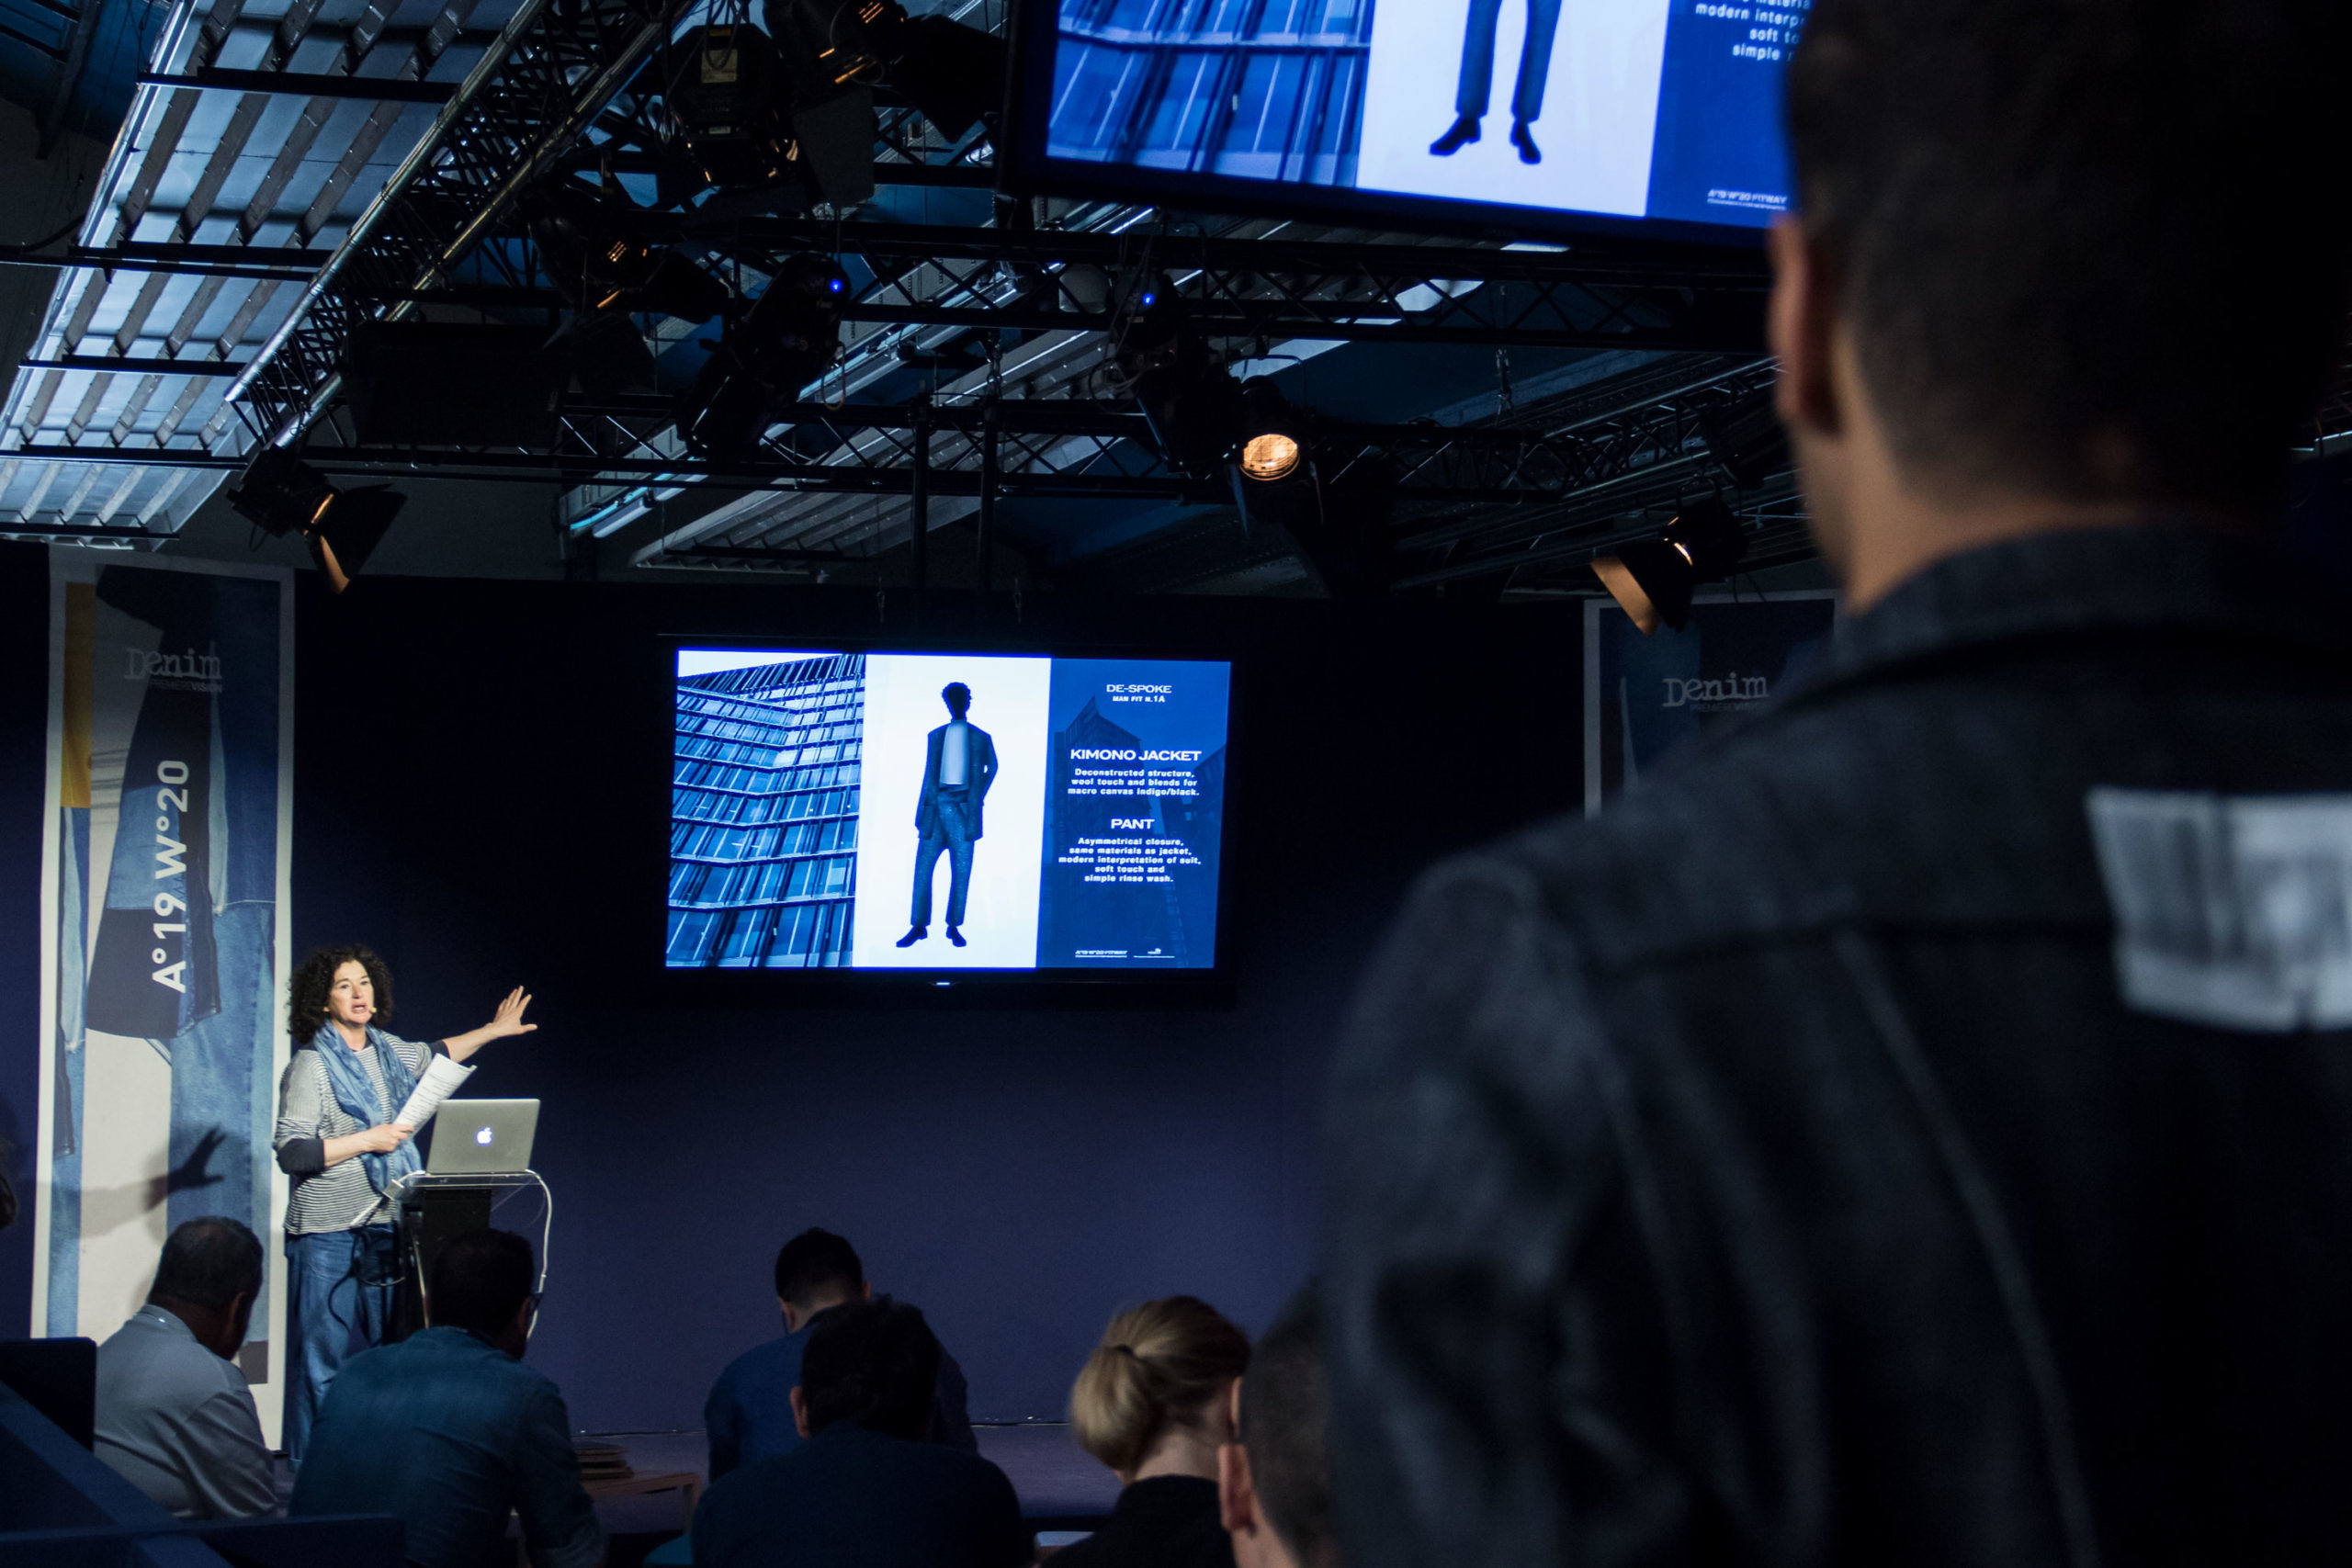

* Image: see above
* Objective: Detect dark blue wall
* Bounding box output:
[4,558,1582,1430]
[297,575,1582,1431]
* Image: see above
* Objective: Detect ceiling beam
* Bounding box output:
[19,356,249,377]
[137,68,459,103]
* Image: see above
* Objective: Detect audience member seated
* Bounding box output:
[693,1298,1024,1568]
[704,1226,974,1479]
[1055,1296,1251,1568]
[292,1228,604,1568]
[1218,1292,1334,1568]
[93,1217,277,1519]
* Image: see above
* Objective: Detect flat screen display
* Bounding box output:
[669,649,1232,972]
[1014,0,1803,241]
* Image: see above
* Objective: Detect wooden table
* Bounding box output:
[516,1469,702,1564]
[583,1468,702,1530]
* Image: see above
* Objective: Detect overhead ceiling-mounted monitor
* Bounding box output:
[1003,0,1801,244]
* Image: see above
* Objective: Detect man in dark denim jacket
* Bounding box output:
[294,1229,604,1568]
[1322,2,2352,1565]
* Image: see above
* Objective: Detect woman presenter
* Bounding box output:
[272,943,537,1461]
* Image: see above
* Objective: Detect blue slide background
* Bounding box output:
[1644,0,1804,227]
[1037,660,1231,968]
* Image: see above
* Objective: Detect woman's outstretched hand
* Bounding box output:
[487,987,537,1039]
[444,988,538,1062]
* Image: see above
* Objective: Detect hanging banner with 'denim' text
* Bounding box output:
[36,549,293,1440]
[1584,589,1840,815]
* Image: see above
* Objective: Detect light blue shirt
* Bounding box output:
[943,720,970,786]
[94,1304,277,1519]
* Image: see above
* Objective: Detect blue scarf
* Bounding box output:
[311,1024,424,1198]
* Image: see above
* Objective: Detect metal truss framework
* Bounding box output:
[1378,355,1794,589]
[218,209,1774,476]
[399,215,1779,355]
[228,0,684,446]
[7,0,1789,583]
[22,352,1769,486]
[10,377,1757,501]
[26,0,2345,592]
[192,0,1772,457]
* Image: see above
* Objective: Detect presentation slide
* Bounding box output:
[1045,0,1802,230]
[669,649,1231,971]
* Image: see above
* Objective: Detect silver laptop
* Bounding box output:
[425,1099,539,1175]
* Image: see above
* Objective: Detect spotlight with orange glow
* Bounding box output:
[229,447,405,594]
[1235,378,1306,482]
[1590,499,1747,635]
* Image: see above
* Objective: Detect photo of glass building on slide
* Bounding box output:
[669,654,866,967]
[1049,0,1374,183]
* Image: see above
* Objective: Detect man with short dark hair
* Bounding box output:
[1220,1290,1336,1568]
[703,1227,974,1479]
[693,1299,1025,1568]
[1325,2,2352,1564]
[292,1229,604,1568]
[94,1217,276,1518]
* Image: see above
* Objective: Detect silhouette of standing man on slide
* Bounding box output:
[898,682,998,950]
[1430,0,1560,164]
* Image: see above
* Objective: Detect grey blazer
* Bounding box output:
[916,722,998,839]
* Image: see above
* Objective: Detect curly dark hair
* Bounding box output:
[288,944,395,1045]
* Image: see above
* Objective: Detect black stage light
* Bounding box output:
[1226,380,1326,562]
[228,447,406,594]
[679,254,852,458]
[786,85,880,208]
[1590,498,1748,636]
[884,13,1008,140]
[667,25,796,189]
[523,176,731,323]
[764,0,1005,142]
[668,20,876,207]
[1702,387,1791,490]
[1114,281,1243,480]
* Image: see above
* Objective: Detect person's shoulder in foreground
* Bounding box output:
[693,1298,1023,1568]
[93,1218,277,1520]
[1321,0,2352,1564]
[293,1231,602,1568]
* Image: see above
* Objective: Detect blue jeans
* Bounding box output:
[1454,0,1562,121]
[912,790,977,927]
[285,1226,401,1464]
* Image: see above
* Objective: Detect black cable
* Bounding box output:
[0,207,95,258]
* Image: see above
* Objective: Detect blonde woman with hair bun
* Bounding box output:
[1057,1296,1251,1568]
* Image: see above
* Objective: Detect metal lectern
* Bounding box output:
[387,1170,552,1338]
